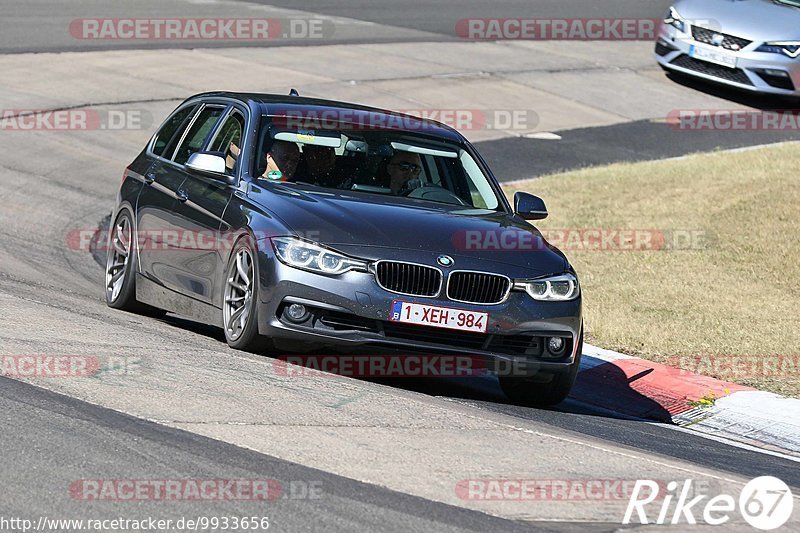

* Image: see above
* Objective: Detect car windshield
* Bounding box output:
[254,119,503,211]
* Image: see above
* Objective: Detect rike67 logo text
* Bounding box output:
[624,477,793,530]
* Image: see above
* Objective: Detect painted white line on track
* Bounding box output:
[661,422,800,465]
[438,398,744,486]
[525,132,561,140]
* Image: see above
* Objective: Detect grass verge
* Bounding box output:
[503,142,800,397]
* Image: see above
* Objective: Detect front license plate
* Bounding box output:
[389,301,489,333]
[689,44,737,68]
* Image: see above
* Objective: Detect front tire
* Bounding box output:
[222,236,272,353]
[499,332,583,407]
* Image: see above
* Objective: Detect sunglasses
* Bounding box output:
[391,162,422,174]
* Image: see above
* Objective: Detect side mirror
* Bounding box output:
[185,152,232,182]
[514,191,548,220]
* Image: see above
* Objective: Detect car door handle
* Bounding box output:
[176,189,189,202]
[144,173,156,184]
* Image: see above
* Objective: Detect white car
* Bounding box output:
[655,0,800,97]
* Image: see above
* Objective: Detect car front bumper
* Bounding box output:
[655,23,800,97]
[254,246,583,374]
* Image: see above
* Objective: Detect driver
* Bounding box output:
[386,151,423,195]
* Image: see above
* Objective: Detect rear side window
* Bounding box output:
[151,105,196,158]
[208,110,245,175]
[174,105,225,165]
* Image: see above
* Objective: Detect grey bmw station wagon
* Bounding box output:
[105,91,583,406]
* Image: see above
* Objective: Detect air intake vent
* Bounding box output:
[670,55,753,85]
[446,271,510,304]
[691,26,751,52]
[375,261,441,297]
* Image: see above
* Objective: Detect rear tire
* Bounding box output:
[222,236,273,353]
[105,209,166,317]
[499,332,583,407]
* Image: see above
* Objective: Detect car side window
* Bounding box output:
[151,105,196,158]
[421,155,440,185]
[174,105,225,165]
[208,110,245,176]
[459,150,497,209]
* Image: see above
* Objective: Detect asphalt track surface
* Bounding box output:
[0,376,540,532]
[0,0,674,53]
[1,1,799,531]
[244,0,674,37]
[481,118,800,181]
[2,0,796,179]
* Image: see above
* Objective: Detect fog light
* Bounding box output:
[286,303,308,322]
[547,337,565,354]
[764,69,789,78]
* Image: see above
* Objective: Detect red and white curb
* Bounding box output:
[574,344,800,458]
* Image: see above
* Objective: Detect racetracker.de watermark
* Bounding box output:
[271,354,559,379]
[455,479,676,501]
[1,355,140,378]
[667,109,800,131]
[0,109,151,131]
[68,479,322,501]
[69,18,333,41]
[666,355,800,379]
[66,229,322,253]
[274,355,485,378]
[456,18,659,40]
[269,108,539,132]
[451,229,712,252]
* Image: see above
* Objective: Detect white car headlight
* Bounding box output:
[514,273,580,302]
[756,41,800,58]
[664,6,687,33]
[271,237,367,275]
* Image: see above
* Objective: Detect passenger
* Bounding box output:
[262,141,300,182]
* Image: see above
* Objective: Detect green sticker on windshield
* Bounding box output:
[266,170,283,180]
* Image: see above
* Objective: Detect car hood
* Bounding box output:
[674,0,800,41]
[249,183,568,276]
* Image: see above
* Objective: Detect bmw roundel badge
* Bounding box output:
[437,255,454,267]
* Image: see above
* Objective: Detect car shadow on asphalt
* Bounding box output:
[372,361,673,424]
[161,315,228,342]
[159,314,672,423]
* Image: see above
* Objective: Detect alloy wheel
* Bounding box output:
[224,248,255,341]
[105,216,131,303]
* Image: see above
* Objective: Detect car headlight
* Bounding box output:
[664,6,687,33]
[271,237,368,275]
[756,41,800,58]
[513,273,580,301]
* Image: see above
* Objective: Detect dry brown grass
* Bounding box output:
[503,142,800,396]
